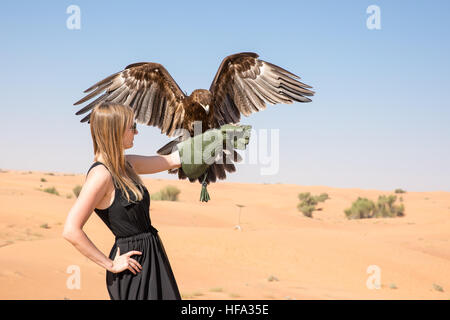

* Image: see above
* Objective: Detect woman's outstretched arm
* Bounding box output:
[126,151,181,175]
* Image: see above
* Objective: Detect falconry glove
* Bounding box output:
[176,124,252,202]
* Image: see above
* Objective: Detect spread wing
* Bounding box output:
[74,62,186,137]
[210,52,315,126]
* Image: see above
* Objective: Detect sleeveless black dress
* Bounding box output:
[86,161,181,300]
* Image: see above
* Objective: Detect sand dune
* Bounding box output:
[0,169,449,299]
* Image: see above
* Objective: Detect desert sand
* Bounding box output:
[0,168,449,300]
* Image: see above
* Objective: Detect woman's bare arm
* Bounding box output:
[126,152,181,175]
[62,166,115,271]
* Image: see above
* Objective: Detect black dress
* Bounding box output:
[86,161,181,300]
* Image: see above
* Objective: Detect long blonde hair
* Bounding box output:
[90,102,144,203]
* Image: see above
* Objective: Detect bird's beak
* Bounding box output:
[200,103,210,114]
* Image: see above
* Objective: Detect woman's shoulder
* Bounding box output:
[81,163,115,200]
[86,162,114,186]
[87,161,109,176]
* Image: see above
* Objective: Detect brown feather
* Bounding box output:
[210,52,314,128]
[74,63,186,136]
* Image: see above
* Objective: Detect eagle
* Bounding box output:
[74,52,315,185]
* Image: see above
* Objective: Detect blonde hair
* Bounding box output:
[90,102,144,203]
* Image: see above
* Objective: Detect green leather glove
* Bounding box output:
[177,124,251,179]
[176,124,252,201]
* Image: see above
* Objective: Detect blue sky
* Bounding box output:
[0,0,449,191]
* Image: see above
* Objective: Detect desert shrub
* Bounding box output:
[394,188,406,194]
[316,193,330,202]
[297,203,315,218]
[374,195,404,218]
[297,192,329,218]
[73,185,82,198]
[43,187,59,196]
[161,186,181,201]
[345,195,404,219]
[150,192,162,201]
[433,283,444,292]
[345,197,375,219]
[40,178,47,182]
[151,185,180,201]
[267,275,279,282]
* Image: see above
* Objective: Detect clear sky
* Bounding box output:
[1,0,449,192]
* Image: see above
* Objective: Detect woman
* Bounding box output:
[63,101,250,300]
[62,102,183,300]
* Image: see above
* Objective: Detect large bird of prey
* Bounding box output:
[74,52,315,185]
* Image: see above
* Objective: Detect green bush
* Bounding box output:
[345,195,404,219]
[316,193,330,202]
[43,187,59,196]
[150,192,162,201]
[73,185,82,198]
[345,197,375,219]
[297,192,329,218]
[151,185,180,201]
[297,204,315,217]
[433,283,444,292]
[375,195,404,218]
[40,178,47,182]
[394,188,406,194]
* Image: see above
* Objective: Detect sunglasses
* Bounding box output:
[130,122,137,132]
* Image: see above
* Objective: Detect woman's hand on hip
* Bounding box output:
[110,247,142,275]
